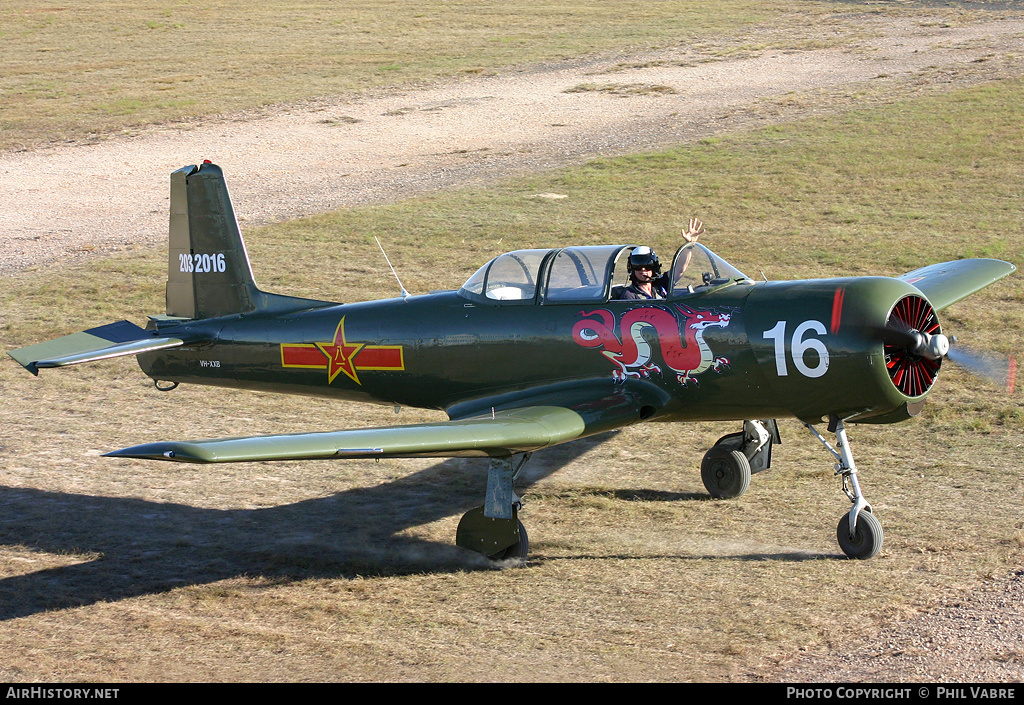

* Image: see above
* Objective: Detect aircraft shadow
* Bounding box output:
[0,429,837,620]
[0,433,617,621]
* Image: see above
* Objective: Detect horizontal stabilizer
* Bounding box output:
[7,320,185,375]
[105,406,588,463]
[900,259,1016,311]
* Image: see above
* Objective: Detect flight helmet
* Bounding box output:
[628,246,662,276]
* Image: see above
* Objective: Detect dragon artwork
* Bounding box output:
[572,304,733,386]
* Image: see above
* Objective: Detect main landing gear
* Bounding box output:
[700,419,779,499]
[805,415,883,560]
[455,416,883,562]
[456,453,531,561]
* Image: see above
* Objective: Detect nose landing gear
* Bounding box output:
[806,416,884,560]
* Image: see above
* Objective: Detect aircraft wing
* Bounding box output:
[104,405,589,462]
[104,381,660,463]
[900,258,1016,311]
[6,320,187,375]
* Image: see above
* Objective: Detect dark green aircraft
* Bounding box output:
[9,162,1016,562]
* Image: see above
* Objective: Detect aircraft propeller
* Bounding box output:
[876,295,1016,395]
[944,345,1017,394]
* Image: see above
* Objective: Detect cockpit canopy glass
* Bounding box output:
[460,249,549,301]
[458,243,750,304]
[669,243,751,295]
[544,245,624,303]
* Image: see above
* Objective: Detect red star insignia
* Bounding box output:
[315,317,365,385]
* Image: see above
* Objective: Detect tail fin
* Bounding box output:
[166,162,260,319]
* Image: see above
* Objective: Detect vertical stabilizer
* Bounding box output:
[166,162,259,319]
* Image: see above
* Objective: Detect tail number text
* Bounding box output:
[179,253,227,274]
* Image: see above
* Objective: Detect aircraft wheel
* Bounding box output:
[837,511,883,560]
[490,520,529,562]
[456,507,529,562]
[700,447,751,499]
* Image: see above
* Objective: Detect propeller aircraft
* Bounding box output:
[8,162,1016,562]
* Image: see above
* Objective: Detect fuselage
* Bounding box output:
[138,273,925,426]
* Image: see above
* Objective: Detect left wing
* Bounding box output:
[105,406,587,462]
[105,382,662,463]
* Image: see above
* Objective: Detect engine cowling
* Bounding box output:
[743,277,944,425]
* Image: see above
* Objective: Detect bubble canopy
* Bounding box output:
[458,243,751,304]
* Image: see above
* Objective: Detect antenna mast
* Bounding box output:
[375,237,409,298]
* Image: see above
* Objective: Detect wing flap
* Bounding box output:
[105,405,588,463]
[7,320,184,375]
[900,258,1016,311]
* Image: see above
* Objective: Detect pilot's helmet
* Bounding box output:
[628,246,662,275]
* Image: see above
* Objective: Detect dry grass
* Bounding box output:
[0,375,1019,681]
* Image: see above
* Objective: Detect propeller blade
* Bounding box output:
[878,323,918,349]
[945,347,1017,393]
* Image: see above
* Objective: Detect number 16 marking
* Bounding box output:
[763,320,830,378]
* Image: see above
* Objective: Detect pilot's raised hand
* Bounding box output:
[682,218,705,243]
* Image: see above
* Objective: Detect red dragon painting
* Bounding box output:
[572,304,732,385]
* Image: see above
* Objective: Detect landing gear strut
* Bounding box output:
[456,453,531,561]
[806,416,883,560]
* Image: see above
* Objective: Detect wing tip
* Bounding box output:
[104,443,210,463]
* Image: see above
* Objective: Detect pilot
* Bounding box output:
[616,246,669,300]
[613,219,704,300]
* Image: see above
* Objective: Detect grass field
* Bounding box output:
[1,0,1023,683]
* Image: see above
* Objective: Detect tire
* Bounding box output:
[700,447,751,499]
[837,511,883,560]
[490,520,529,561]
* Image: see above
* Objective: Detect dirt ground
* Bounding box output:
[2,10,1024,682]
